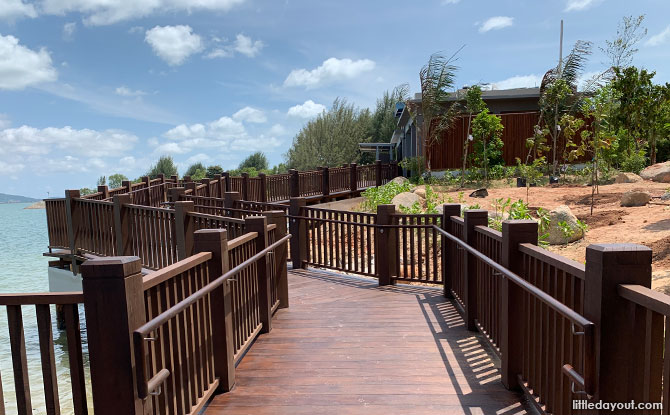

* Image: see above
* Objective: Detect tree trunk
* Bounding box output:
[461,114,472,188]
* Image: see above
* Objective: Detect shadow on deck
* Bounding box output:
[203,268,528,415]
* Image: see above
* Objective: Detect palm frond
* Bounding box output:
[560,40,593,90]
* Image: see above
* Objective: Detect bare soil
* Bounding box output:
[436,181,670,291]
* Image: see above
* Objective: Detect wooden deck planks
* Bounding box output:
[204,268,527,415]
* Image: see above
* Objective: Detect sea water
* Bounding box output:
[0,202,93,413]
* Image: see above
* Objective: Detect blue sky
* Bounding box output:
[0,0,669,198]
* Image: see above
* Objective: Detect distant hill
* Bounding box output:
[0,193,40,203]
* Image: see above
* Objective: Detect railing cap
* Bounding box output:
[194,228,228,242]
[80,256,142,279]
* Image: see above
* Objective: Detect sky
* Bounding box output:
[0,0,669,198]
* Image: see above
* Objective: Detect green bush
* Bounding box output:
[361,181,413,211]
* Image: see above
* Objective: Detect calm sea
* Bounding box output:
[0,202,93,413]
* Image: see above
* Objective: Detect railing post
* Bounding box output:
[245,216,273,333]
[141,176,151,206]
[214,174,223,197]
[65,189,81,274]
[584,243,652,402]
[224,191,241,215]
[170,174,178,184]
[113,194,132,256]
[375,160,382,187]
[201,178,211,197]
[266,210,289,309]
[98,185,109,199]
[81,257,146,415]
[289,169,300,198]
[174,201,195,260]
[122,180,132,194]
[441,204,461,298]
[349,163,358,194]
[321,167,330,197]
[241,173,249,201]
[463,209,488,331]
[391,161,399,177]
[183,175,192,183]
[500,220,538,390]
[289,197,307,269]
[376,204,397,286]
[167,187,185,203]
[185,181,197,195]
[194,229,235,391]
[258,173,268,203]
[222,172,231,192]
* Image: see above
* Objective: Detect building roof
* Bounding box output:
[412,87,540,103]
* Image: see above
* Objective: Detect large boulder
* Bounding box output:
[412,185,426,199]
[641,162,670,182]
[614,172,643,184]
[547,205,585,245]
[391,192,421,209]
[620,191,651,207]
[390,176,409,185]
[470,188,488,198]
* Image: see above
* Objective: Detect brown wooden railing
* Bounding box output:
[301,206,377,277]
[45,198,69,250]
[73,198,117,257]
[0,293,88,415]
[392,213,442,283]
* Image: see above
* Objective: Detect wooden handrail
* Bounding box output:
[142,252,212,291]
[618,284,670,315]
[133,233,291,398]
[474,225,503,242]
[519,242,586,279]
[227,231,259,250]
[433,224,596,395]
[0,292,84,305]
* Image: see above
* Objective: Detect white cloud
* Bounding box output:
[0,0,36,19]
[205,48,233,59]
[564,0,601,12]
[0,34,57,90]
[287,100,326,118]
[63,22,76,40]
[115,86,147,97]
[284,57,376,89]
[0,125,137,157]
[646,26,670,47]
[41,0,246,26]
[158,113,281,155]
[268,124,286,136]
[234,34,264,57]
[145,25,203,66]
[232,106,267,123]
[491,74,542,90]
[478,16,514,33]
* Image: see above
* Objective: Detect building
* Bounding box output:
[391,87,542,171]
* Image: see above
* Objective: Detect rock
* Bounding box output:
[614,172,643,184]
[470,188,488,198]
[390,176,409,185]
[412,185,426,199]
[547,205,585,245]
[661,193,670,201]
[24,201,45,209]
[391,192,421,209]
[620,191,651,207]
[640,162,670,182]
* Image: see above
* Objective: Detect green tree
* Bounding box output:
[460,85,486,187]
[601,15,647,70]
[96,176,106,186]
[206,165,224,178]
[108,174,128,189]
[239,152,269,171]
[185,162,206,178]
[470,108,504,183]
[370,84,410,143]
[146,156,178,179]
[285,98,373,170]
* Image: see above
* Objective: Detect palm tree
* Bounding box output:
[538,40,592,175]
[417,51,461,164]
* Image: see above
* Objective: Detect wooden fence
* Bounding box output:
[1,216,289,415]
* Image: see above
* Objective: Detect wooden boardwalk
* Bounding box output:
[204,268,528,415]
